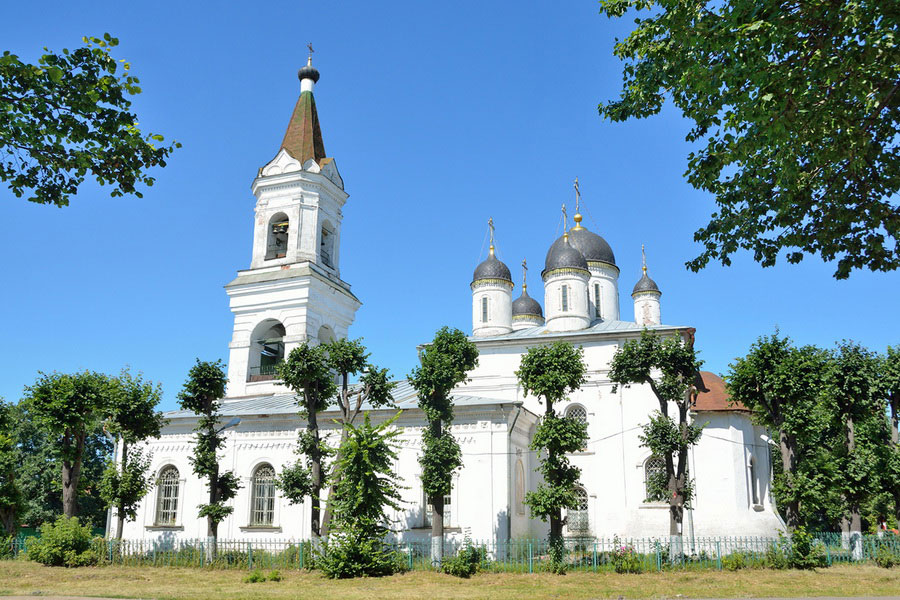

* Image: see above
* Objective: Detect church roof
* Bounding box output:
[470,318,685,343]
[473,253,512,283]
[280,90,326,164]
[162,380,513,420]
[632,272,661,295]
[693,371,748,412]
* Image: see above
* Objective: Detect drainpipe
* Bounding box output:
[506,402,523,544]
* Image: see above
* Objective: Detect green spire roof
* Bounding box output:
[280,90,326,164]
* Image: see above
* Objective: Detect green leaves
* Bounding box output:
[599,0,900,278]
[516,342,587,409]
[0,33,179,206]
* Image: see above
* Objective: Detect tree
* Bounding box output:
[0,34,179,206]
[24,371,112,518]
[318,414,405,578]
[409,327,478,566]
[275,343,337,541]
[609,330,702,555]
[881,346,900,524]
[0,400,22,535]
[727,333,835,529]
[598,0,899,279]
[100,370,165,540]
[177,360,240,558]
[320,338,395,535]
[515,341,588,573]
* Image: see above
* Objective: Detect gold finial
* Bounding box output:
[642,244,648,275]
[572,177,585,230]
[488,217,495,256]
[307,42,314,66]
[521,259,528,292]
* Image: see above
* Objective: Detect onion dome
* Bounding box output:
[568,213,616,265]
[298,63,320,84]
[543,234,589,277]
[473,252,512,282]
[632,272,660,295]
[512,288,543,318]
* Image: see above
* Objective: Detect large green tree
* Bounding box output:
[515,341,588,574]
[177,360,240,558]
[409,327,478,566]
[24,371,113,519]
[0,34,178,206]
[320,338,395,535]
[0,400,22,535]
[275,343,337,540]
[100,370,165,540]
[598,0,899,279]
[881,346,900,524]
[609,330,702,553]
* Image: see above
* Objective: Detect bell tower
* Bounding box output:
[224,54,361,397]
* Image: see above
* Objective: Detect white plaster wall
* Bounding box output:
[543,272,590,332]
[587,263,620,321]
[471,283,513,337]
[633,292,661,326]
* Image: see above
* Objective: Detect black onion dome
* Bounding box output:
[473,253,512,282]
[512,290,543,317]
[298,64,321,83]
[567,227,616,265]
[632,273,661,295]
[543,237,589,275]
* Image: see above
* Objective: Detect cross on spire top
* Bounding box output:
[307,42,314,66]
[488,217,495,255]
[642,244,648,274]
[574,177,581,213]
[521,258,528,291]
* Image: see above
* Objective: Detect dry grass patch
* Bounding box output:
[0,560,898,600]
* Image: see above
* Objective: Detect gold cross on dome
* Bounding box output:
[488,217,495,253]
[306,43,315,66]
[561,203,568,231]
[574,177,581,213]
[642,244,648,274]
[522,259,528,290]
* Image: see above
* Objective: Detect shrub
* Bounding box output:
[722,551,748,571]
[442,541,486,578]
[317,526,407,579]
[267,569,283,581]
[787,528,827,570]
[874,546,899,569]
[26,516,102,567]
[242,569,266,583]
[0,535,17,560]
[611,537,643,574]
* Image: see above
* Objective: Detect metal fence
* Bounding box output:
[4,533,899,573]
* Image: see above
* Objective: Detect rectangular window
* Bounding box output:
[425,494,452,528]
[561,285,569,312]
[594,283,601,318]
[481,297,488,323]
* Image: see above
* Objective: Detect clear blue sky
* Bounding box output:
[1,1,896,412]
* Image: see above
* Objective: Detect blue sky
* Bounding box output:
[1,1,895,412]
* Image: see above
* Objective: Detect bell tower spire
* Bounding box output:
[280,45,326,165]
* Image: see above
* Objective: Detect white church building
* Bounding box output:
[120,60,784,544]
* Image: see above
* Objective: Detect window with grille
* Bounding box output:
[749,457,759,505]
[155,466,180,526]
[481,296,488,323]
[594,283,601,318]
[644,456,667,502]
[561,285,569,312]
[250,464,276,526]
[567,486,589,532]
[565,404,587,424]
[425,493,452,528]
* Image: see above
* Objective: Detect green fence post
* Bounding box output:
[656,541,661,572]
[407,542,412,570]
[528,541,533,574]
[716,540,722,570]
[593,542,597,573]
[248,542,253,570]
[299,542,304,570]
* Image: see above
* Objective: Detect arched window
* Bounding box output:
[644,455,667,502]
[250,464,276,526]
[249,320,285,381]
[561,285,569,312]
[565,404,587,424]
[515,459,526,515]
[155,466,180,526]
[481,296,489,323]
[749,456,759,505]
[593,283,602,318]
[566,486,589,533]
[320,221,334,267]
[265,213,289,260]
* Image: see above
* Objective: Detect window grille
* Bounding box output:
[320,227,333,267]
[565,404,587,424]
[594,283,601,318]
[561,285,569,312]
[250,464,276,526]
[155,466,180,526]
[749,457,759,505]
[644,456,667,502]
[481,296,488,323]
[425,493,452,528]
[567,486,589,532]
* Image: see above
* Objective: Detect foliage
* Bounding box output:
[0,401,22,534]
[442,541,486,578]
[177,360,239,536]
[267,569,283,581]
[609,330,702,536]
[25,516,101,567]
[242,569,266,583]
[98,446,152,522]
[24,371,114,518]
[516,342,588,574]
[722,551,749,571]
[611,537,643,574]
[599,0,900,279]
[0,34,179,206]
[874,545,900,569]
[319,413,405,578]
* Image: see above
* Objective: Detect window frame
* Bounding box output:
[249,463,277,527]
[561,284,569,312]
[154,465,180,527]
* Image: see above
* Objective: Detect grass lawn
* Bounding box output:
[1,560,899,600]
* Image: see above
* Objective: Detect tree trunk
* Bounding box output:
[206,460,219,563]
[890,394,898,446]
[429,419,444,565]
[321,422,351,536]
[778,430,801,530]
[61,431,85,518]
[844,416,863,560]
[115,440,128,540]
[307,403,322,540]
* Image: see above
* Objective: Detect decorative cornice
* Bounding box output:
[470,278,514,290]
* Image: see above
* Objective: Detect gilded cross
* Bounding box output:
[642,244,648,274]
[561,203,568,232]
[521,259,528,290]
[574,177,581,213]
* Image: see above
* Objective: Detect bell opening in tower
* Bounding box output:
[265,213,289,260]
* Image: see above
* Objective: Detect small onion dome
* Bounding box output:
[472,252,512,283]
[512,289,543,318]
[298,64,321,84]
[632,272,661,296]
[568,214,616,265]
[543,235,589,277]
